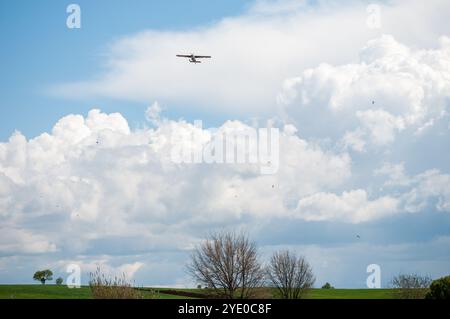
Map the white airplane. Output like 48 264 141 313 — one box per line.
176 53 212 64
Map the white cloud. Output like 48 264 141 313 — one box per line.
294 189 399 223
3 0 450 286
374 162 409 186
376 162 450 213
401 170 450 213
0 228 56 255
3 108 449 262
279 35 450 149
50 0 450 116
356 109 405 146
55 258 144 280
0 109 359 258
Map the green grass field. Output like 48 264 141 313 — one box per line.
0 285 398 299
0 285 93 299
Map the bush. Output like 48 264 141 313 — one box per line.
321 282 334 289
89 267 144 299
55 277 64 285
391 274 432 299
426 276 450 299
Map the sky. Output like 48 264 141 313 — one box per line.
0 0 450 288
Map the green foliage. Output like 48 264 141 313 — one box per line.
55 277 64 285
321 282 334 289
33 270 53 285
426 276 450 299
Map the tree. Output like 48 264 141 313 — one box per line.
187 232 264 299
426 275 450 299
391 274 432 299
321 282 334 289
55 277 64 285
33 269 53 285
266 250 315 299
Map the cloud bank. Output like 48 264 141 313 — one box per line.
51 0 450 116
2 0 450 286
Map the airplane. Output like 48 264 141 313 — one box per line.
176 53 212 63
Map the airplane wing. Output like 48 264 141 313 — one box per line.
194 55 211 58
176 55 191 57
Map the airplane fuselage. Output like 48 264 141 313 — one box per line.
189 55 201 63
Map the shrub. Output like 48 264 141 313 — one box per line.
55 277 64 285
89 267 144 299
391 274 432 299
321 282 334 289
426 276 450 299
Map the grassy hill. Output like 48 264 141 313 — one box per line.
0 285 398 299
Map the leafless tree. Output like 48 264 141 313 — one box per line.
266 250 315 299
187 231 264 299
391 274 432 299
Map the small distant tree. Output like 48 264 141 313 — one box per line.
391 274 432 299
426 275 450 299
33 269 53 285
55 277 64 285
266 250 315 299
322 282 334 289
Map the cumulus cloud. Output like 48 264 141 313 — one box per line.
2 106 447 268
377 163 450 213
55 258 144 280
0 228 56 255
279 35 450 150
50 0 450 116
294 189 399 223
0 109 363 260
3 0 450 287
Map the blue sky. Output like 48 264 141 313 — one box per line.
0 0 254 140
0 0 450 288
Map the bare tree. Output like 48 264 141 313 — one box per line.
266 250 315 299
187 232 264 299
391 274 432 299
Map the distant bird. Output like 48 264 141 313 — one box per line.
272 185 275 188
372 101 375 105
356 235 361 239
